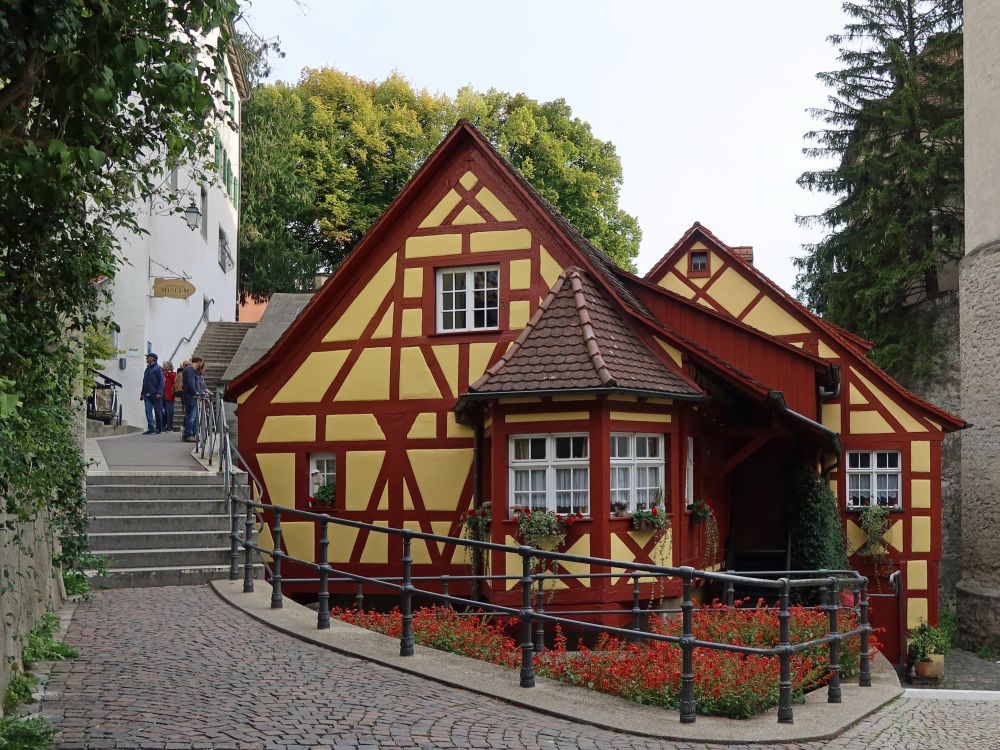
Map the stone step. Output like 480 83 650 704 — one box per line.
86 472 224 486
95 564 261 589
87 499 228 517
90 530 231 551
90 514 232 533
93 546 234 569
86 484 224 501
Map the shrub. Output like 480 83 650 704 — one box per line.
3 672 38 713
22 613 78 668
0 715 57 750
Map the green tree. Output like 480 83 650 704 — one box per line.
240 69 640 301
797 0 963 380
0 0 235 567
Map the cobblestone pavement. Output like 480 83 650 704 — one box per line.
906 647 1000 691
38 587 1000 750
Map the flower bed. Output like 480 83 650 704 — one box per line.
332 599 874 719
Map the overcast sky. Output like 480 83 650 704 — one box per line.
243 0 851 293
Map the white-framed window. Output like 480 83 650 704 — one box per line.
684 436 695 505
218 228 234 272
610 433 665 511
846 450 901 509
310 452 337 506
436 266 500 333
509 434 590 515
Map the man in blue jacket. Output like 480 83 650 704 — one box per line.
140 353 165 435
181 356 206 442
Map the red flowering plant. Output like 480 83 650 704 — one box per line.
512 508 566 550
462 507 492 541
629 504 670 531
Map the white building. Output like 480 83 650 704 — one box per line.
100 28 249 428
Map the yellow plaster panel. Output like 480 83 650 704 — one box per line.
257 453 296 505
403 481 414 510
509 300 531 329
272 350 349 403
359 523 388 564
281 521 315 563
907 560 928 590
610 534 635 584
911 479 931 509
344 451 385 511
504 535 522 590
401 308 422 338
403 521 436 564
418 189 462 228
399 347 441 400
405 233 462 258
325 413 385 442
372 305 394 339
510 259 531 290
690 276 709 289
475 186 517 221
907 598 929 630
658 271 696 299
236 386 257 405
911 441 931 473
850 411 894 434
506 411 589 423
470 228 532 253
407 448 474 512
609 411 671 424
822 403 842 431
648 398 674 406
655 338 684 367
431 345 459 396
447 413 474 438
328 525 359 564
323 254 397 342
459 171 478 190
883 519 904 553
256 522 274 562
407 412 437 439
377 484 389 510
741 296 810 336
554 536 591 589
691 241 707 250
258 415 316 443
818 340 838 359
852 370 927 432
912 516 931 553
849 384 869 405
708 266 759 317
334 348 391 401
452 205 486 225
403 267 423 297
697 298 714 309
468 342 495 383
539 246 562 290
846 518 865 556
829 479 838 497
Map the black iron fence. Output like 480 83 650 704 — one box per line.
211 395 888 725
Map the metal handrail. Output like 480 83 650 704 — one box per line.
169 298 214 364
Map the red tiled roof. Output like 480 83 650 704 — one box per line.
731 246 754 264
469 269 702 399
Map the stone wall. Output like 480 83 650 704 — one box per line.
904 293 962 609
0 511 63 713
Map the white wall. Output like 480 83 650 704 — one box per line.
100 36 241 428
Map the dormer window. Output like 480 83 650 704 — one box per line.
436 266 500 332
689 251 710 276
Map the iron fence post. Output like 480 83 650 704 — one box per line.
519 548 535 688
679 566 696 723
632 574 642 633
228 482 239 580
270 507 283 609
534 578 546 653
826 577 842 703
441 575 451 606
859 577 872 687
724 571 735 608
777 577 793 723
400 533 415 657
317 519 330 629
355 583 364 611
243 495 254 593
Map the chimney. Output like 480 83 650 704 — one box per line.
732 246 754 265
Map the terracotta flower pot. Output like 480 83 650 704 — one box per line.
915 654 945 679
635 519 653 532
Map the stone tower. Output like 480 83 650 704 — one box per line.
958 0 1000 649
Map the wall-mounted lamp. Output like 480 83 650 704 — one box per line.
183 200 202 231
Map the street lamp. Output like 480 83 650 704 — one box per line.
183 200 202 231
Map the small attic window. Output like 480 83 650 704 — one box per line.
689 251 710 277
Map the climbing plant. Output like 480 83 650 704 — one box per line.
789 465 850 573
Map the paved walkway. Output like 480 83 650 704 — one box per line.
38 587 1000 750
907 647 1000 691
87 431 206 472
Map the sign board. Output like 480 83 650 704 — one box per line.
152 277 196 299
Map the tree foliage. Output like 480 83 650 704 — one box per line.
0 0 234 570
240 68 641 301
797 0 963 380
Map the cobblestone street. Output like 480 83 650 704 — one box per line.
37 587 1000 750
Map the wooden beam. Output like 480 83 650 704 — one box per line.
705 433 772 496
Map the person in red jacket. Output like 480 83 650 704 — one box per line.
161 361 177 432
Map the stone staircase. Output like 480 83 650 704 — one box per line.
172 321 254 430
87 472 236 588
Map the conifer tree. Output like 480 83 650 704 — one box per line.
797 0 963 380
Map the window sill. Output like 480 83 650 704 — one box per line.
845 507 904 514
688 269 711 279
428 328 504 339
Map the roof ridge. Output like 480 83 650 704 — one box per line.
568 271 617 387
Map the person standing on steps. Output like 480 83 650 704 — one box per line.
140 353 165 435
181 356 205 443
161 361 177 432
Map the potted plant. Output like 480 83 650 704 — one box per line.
462 507 492 541
513 508 566 550
686 497 711 524
908 622 949 678
629 505 670 532
310 482 336 508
